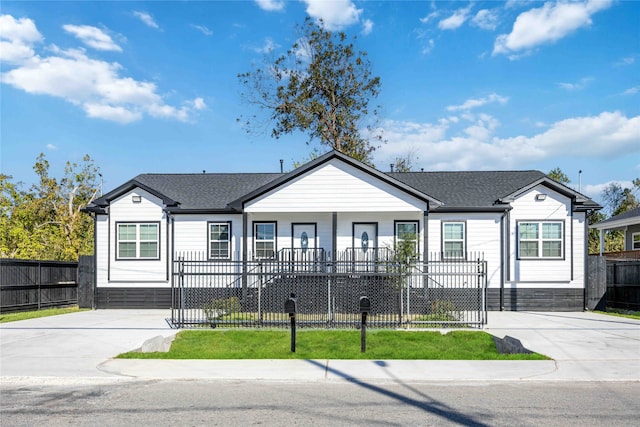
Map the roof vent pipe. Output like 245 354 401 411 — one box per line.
390 164 394 172
280 159 284 173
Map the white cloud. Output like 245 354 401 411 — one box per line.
421 38 435 55
446 93 509 112
0 14 43 64
46 143 58 150
191 24 213 36
63 24 121 52
191 97 206 110
303 0 362 30
420 11 439 24
584 180 635 201
616 56 635 66
438 5 472 30
133 11 159 29
255 0 285 12
557 77 593 91
253 37 279 54
623 86 640 95
374 111 639 172
0 15 203 124
361 19 374 35
471 9 499 31
493 0 613 57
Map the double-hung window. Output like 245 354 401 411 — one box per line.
443 222 465 259
395 221 418 256
632 232 640 250
117 222 159 259
518 221 563 259
209 222 231 259
254 222 276 259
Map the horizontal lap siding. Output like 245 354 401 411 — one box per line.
428 214 501 288
107 189 168 283
245 160 427 213
173 214 242 258
510 187 573 283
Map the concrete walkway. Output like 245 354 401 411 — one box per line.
1 310 639 383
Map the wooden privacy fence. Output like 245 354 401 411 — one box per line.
607 260 640 310
0 259 78 313
587 256 640 311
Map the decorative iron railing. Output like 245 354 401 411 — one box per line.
170 250 487 329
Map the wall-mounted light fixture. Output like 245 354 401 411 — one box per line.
132 195 142 203
535 194 547 201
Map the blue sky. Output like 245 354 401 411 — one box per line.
1 0 638 205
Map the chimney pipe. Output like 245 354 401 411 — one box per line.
280 159 284 173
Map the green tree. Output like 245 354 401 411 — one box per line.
238 17 383 164
547 167 570 184
0 154 100 261
590 179 640 253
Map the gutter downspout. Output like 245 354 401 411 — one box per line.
92 212 97 310
500 207 510 311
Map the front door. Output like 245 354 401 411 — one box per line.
292 223 317 269
353 223 377 269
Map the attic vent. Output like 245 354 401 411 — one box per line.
132 195 142 203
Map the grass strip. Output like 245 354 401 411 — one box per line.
118 329 549 360
594 310 640 320
0 306 86 323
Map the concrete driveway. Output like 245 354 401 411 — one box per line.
1 309 638 382
0 310 175 379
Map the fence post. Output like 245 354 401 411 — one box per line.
37 261 42 310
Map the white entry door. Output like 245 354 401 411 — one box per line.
292 223 317 267
353 223 377 267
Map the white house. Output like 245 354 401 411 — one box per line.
84 151 601 312
590 207 640 256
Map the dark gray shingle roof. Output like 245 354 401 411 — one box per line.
134 173 284 210
595 206 640 226
389 170 547 208
86 151 599 213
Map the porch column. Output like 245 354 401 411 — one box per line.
332 212 337 256
242 212 248 299
423 210 428 260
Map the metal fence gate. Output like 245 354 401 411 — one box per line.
170 251 487 329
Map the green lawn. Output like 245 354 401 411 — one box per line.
0 306 86 323
595 309 640 320
118 329 549 360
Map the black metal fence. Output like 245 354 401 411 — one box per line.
170 251 487 329
0 259 78 313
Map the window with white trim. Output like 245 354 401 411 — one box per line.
443 222 465 259
209 222 231 259
254 222 276 259
518 221 563 259
632 232 640 250
117 223 159 259
395 221 418 255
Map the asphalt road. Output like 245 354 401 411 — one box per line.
2 379 639 426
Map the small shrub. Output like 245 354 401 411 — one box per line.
202 297 241 320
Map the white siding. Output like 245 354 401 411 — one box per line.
245 159 427 213
247 212 333 254
508 186 581 288
95 214 109 288
172 214 243 259
428 213 502 289
105 189 169 286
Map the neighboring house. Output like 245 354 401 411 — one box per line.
83 151 601 311
590 207 640 256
